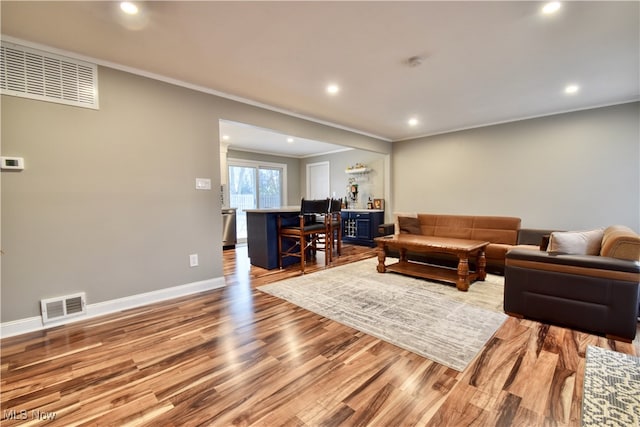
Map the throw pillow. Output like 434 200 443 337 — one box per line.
393 212 417 235
547 229 604 255
398 216 422 234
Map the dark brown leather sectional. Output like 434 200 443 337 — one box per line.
504 225 640 341
380 216 640 341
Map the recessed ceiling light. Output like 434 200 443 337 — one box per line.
564 84 579 94
222 135 230 141
408 118 419 127
542 2 561 15
120 2 139 15
287 137 294 143
326 84 340 95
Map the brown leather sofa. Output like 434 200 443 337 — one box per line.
379 213 522 273
504 225 640 341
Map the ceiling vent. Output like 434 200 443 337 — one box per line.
40 292 87 324
0 41 98 109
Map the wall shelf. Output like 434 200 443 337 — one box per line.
345 167 370 174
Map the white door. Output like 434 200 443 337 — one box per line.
306 161 330 199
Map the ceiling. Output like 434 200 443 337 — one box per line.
219 120 352 158
1 1 639 156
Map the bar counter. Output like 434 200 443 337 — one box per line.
245 207 300 269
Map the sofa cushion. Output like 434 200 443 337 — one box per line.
471 216 521 245
486 243 513 261
398 216 422 234
471 228 519 246
600 225 640 261
547 229 604 255
414 214 520 244
413 214 438 236
393 212 417 235
517 228 556 247
432 215 474 239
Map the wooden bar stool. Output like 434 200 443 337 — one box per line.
277 198 330 273
328 198 342 262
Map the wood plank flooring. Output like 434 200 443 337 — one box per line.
1 244 638 426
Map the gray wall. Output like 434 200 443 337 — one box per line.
392 102 640 231
1 65 389 323
2 67 221 322
302 149 388 210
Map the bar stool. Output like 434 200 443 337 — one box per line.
328 198 342 261
277 198 330 273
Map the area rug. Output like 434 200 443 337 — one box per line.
258 257 507 371
582 345 640 427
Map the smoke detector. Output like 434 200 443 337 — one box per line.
407 56 425 67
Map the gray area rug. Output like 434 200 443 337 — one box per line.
258 257 507 371
582 345 640 427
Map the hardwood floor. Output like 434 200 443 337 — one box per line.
1 244 638 426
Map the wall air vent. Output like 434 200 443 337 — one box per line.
0 41 98 109
40 292 87 324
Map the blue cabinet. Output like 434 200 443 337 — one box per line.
342 210 384 247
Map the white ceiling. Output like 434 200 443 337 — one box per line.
219 120 352 158
2 1 639 156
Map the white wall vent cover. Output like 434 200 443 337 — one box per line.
0 41 98 109
40 292 87 324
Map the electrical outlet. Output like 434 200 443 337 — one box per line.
189 254 199 267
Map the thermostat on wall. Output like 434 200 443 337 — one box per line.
1 157 25 170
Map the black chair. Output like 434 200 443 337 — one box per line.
277 198 330 273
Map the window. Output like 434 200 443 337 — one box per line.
228 159 287 241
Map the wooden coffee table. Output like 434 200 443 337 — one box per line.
375 234 490 291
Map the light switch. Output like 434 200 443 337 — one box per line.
195 178 211 190
1 156 25 170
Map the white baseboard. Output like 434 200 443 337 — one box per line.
0 277 226 339
0 316 44 338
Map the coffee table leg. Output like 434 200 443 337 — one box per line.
399 247 407 263
477 249 487 281
376 243 386 273
456 255 470 291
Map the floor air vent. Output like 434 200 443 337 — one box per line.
41 293 87 324
1 41 98 109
